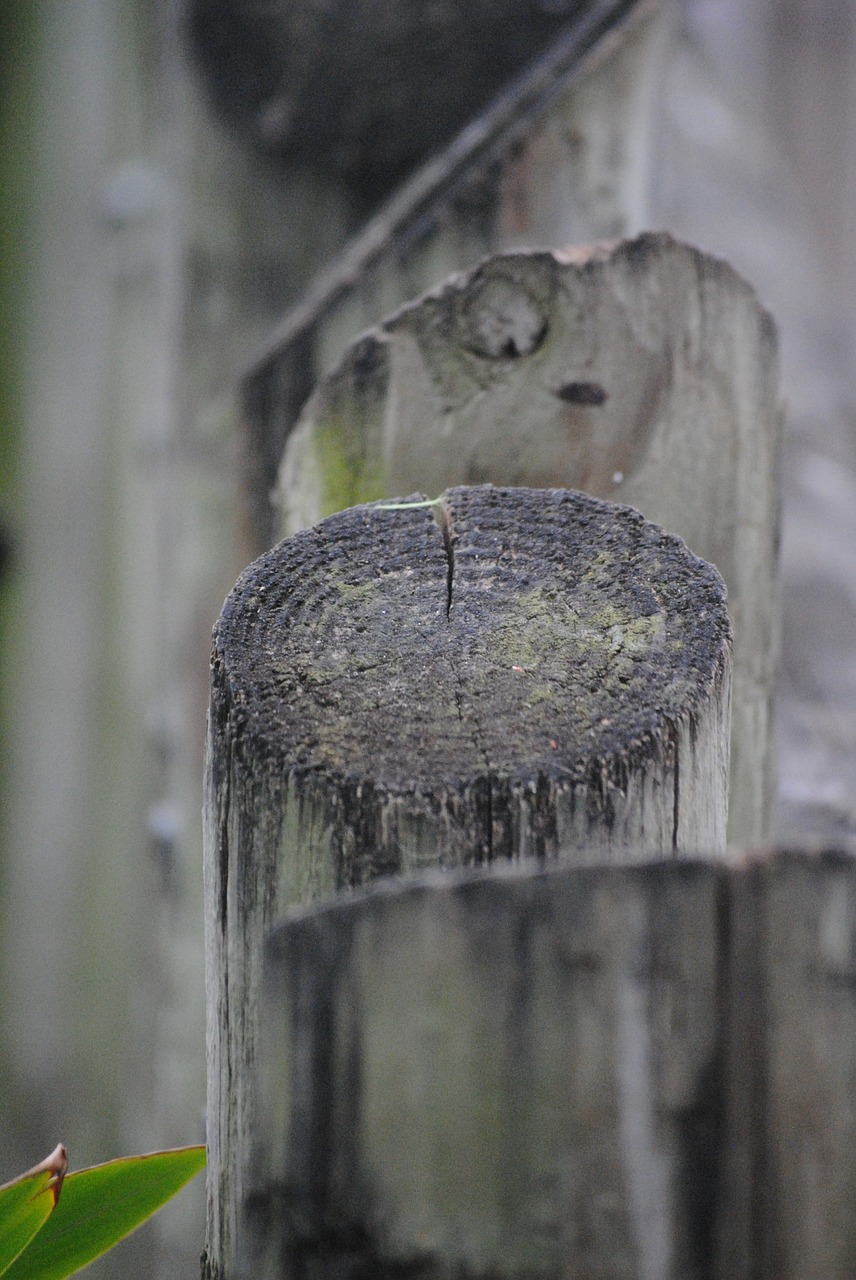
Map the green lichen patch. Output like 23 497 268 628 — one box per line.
312 419 387 517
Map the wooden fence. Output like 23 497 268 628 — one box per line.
199 226 797 1278
196 5 856 1279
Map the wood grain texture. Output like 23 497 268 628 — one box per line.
203 483 732 1276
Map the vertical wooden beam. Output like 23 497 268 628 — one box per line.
721 851 856 1279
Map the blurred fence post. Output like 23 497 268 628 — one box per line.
242 849 856 1280
239 0 672 556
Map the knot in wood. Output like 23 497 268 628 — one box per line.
460 276 548 358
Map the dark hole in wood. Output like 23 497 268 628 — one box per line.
554 380 609 405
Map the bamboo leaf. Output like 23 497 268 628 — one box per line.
2 1145 205 1280
0 1145 67 1276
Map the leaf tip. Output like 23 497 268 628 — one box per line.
42 1144 68 1207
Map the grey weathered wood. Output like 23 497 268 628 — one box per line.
718 850 856 1280
247 860 726 1279
2 2 352 1274
203 484 732 1277
239 849 856 1280
277 235 780 847
240 0 671 553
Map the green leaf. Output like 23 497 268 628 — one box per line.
0 1145 67 1276
2 1145 205 1280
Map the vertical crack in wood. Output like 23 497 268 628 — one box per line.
437 491 494 860
436 496 455 619
616 930 674 1278
714 860 768 1279
745 866 772 1280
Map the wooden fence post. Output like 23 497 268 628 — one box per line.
203 484 732 1277
275 235 780 849
240 849 856 1280
239 0 671 555
197 6 797 1278
250 860 726 1280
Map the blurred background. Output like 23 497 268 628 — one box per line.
1 1 855 1275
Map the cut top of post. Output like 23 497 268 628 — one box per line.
211 484 731 877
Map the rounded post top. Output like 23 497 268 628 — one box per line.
212 484 730 869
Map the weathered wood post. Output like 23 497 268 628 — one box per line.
239 0 671 554
251 859 726 1280
275 236 780 848
203 483 732 1277
244 848 856 1280
191 1 840 1275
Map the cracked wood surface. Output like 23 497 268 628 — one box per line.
203 483 731 1277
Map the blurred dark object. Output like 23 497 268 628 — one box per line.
0 514 13 582
185 0 596 195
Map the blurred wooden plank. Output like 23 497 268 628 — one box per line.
720 850 856 1279
186 0 641 195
